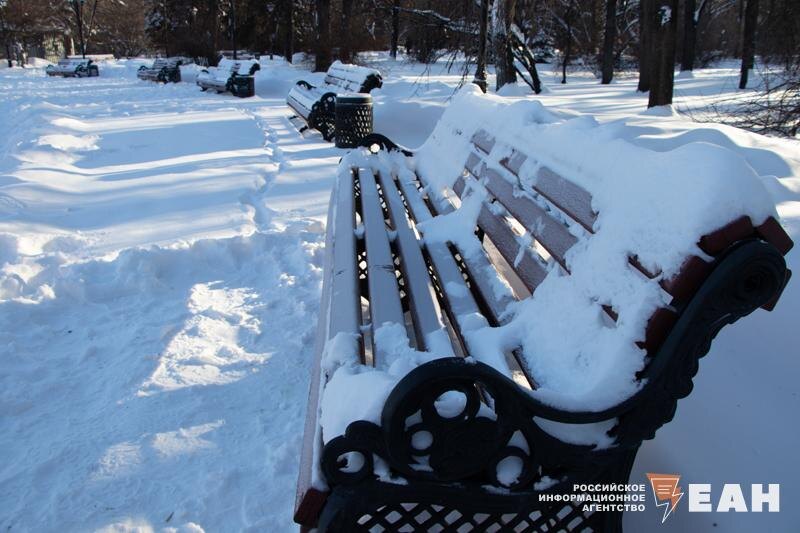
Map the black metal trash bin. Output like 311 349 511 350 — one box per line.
335 94 373 148
232 76 255 98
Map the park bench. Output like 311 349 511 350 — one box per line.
196 58 260 97
46 58 98 78
286 61 382 141
293 93 793 532
137 57 183 83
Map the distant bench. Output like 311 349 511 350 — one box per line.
287 61 382 141
46 58 99 78
138 58 183 83
196 58 260 97
293 116 793 531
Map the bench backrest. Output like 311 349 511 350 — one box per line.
398 119 792 414
151 57 181 69
466 129 787 339
324 61 382 92
216 58 260 76
56 58 91 69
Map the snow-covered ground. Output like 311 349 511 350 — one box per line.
1 55 798 532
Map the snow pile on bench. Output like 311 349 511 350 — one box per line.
324 61 382 92
319 85 779 445
198 59 258 84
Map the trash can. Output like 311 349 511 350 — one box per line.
335 93 373 148
232 76 255 98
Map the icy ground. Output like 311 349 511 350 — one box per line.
1 56 798 532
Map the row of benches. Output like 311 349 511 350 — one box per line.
135 57 261 98
47 57 382 124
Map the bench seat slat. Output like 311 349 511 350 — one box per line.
437 179 516 323
358 168 406 365
395 174 486 334
377 172 453 354
329 170 362 344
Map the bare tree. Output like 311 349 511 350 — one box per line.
315 0 331 71
648 0 679 107
473 0 489 92
738 0 759 89
282 0 293 62
637 0 653 92
70 0 99 58
390 0 400 58
600 0 617 84
492 0 517 89
338 0 354 62
560 0 575 84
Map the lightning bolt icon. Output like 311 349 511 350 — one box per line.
646 473 684 523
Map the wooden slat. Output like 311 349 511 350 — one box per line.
660 255 714 304
476 164 578 270
699 216 754 256
530 166 598 233
755 216 794 255
472 130 598 232
358 167 406 367
394 171 504 356
636 307 679 354
328 170 362 343
472 129 496 154
452 177 548 295
295 177 355 528
377 171 453 354
395 173 485 325
628 255 661 280
447 178 526 320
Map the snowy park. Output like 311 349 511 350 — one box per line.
2 1 799 532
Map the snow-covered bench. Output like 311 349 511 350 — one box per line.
196 58 260 97
286 61 382 141
45 58 98 78
137 57 183 83
293 89 793 531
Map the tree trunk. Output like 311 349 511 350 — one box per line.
648 0 679 107
739 0 759 89
339 0 354 62
473 0 490 92
561 2 574 84
680 0 696 71
315 0 332 71
637 0 652 92
72 0 86 58
601 0 617 84
390 0 400 59
231 0 237 60
283 0 293 62
492 0 518 90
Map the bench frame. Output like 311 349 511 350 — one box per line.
137 58 182 83
196 60 260 97
46 58 98 78
295 134 793 532
287 63 382 141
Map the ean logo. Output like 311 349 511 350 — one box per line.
647 473 683 523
